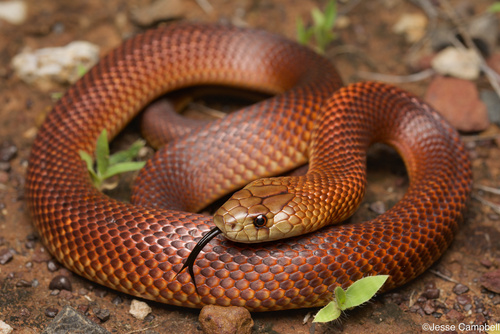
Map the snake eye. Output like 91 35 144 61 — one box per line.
253 215 267 228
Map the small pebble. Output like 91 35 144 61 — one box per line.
129 300 152 320
456 294 471 305
25 240 36 249
480 269 500 293
0 320 13 334
369 201 386 214
0 171 8 184
452 283 469 295
59 289 74 300
199 305 254 334
49 275 73 292
19 307 31 317
111 296 123 305
423 300 436 315
480 258 493 268
94 308 111 322
16 279 32 288
25 261 33 269
392 13 428 43
417 295 427 303
0 0 27 25
476 313 486 324
78 288 89 296
464 304 473 311
487 213 500 221
77 304 89 315
47 259 60 272
434 300 447 309
144 313 155 322
0 248 13 264
431 47 481 80
31 278 39 287
432 312 442 319
481 89 500 126
45 307 59 318
0 141 17 162
11 41 100 88
422 288 440 299
492 295 500 305
50 289 60 296
424 281 436 289
445 309 465 321
93 288 108 298
0 162 10 172
409 304 421 313
424 76 489 132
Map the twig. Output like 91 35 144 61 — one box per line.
358 68 435 83
326 45 379 71
188 102 226 118
475 184 500 195
428 269 460 284
461 133 500 143
125 324 160 334
472 194 500 214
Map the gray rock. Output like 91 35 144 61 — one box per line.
480 89 500 125
42 305 110 334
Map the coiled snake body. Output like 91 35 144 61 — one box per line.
26 23 472 311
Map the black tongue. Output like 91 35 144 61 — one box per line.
175 226 222 295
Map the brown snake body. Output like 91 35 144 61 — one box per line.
26 23 472 311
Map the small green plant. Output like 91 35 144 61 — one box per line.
76 63 88 78
313 275 389 323
296 0 338 53
488 2 500 12
79 129 146 190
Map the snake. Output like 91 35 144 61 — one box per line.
26 22 472 312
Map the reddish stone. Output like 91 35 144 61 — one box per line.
445 309 465 321
480 269 500 293
424 76 489 132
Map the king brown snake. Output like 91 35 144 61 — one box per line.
26 22 472 311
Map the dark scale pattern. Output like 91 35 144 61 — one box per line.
26 23 472 312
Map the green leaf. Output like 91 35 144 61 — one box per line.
76 63 88 78
79 150 98 182
109 139 145 165
95 129 110 177
311 7 325 27
296 17 307 44
51 92 63 101
341 275 389 310
488 2 500 12
313 300 341 323
334 286 346 308
101 161 146 180
324 0 337 29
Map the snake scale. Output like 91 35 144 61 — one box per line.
26 23 472 311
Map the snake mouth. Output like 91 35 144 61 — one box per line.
176 226 222 295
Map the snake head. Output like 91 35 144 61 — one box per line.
214 182 306 243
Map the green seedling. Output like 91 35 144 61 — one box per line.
488 2 500 12
297 0 337 53
313 275 389 323
76 63 88 78
79 129 146 190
